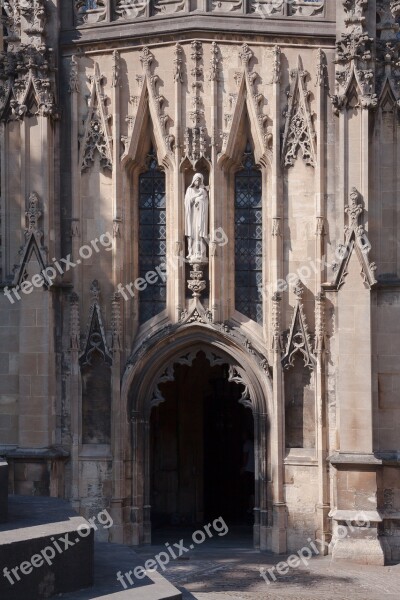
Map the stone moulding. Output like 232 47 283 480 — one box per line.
127 313 273 393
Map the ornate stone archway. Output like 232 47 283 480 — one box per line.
121 325 274 549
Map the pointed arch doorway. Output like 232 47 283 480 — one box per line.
150 351 255 535
124 328 273 550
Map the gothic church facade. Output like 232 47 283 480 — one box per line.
1 0 400 565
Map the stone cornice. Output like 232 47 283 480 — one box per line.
59 15 336 49
328 452 383 466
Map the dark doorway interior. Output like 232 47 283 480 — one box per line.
150 352 254 531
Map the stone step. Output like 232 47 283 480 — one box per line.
57 541 182 600
0 495 94 600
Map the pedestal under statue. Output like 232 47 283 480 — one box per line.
185 173 209 263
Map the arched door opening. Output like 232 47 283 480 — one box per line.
150 351 254 540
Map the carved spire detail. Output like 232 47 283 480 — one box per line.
282 56 317 167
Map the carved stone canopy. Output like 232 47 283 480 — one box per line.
150 349 253 411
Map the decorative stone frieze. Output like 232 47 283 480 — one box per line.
74 0 106 25
152 0 185 15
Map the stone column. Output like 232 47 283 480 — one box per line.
328 0 385 565
270 46 287 554
314 48 330 553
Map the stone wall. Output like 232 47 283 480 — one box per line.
0 0 399 563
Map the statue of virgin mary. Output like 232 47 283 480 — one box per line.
184 173 209 262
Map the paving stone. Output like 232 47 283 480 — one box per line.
135 537 400 600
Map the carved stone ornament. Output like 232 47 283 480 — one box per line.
70 292 81 351
291 0 325 17
80 280 112 367
152 0 185 15
74 1 106 25
327 187 377 289
332 0 377 112
251 0 284 17
115 0 148 19
111 292 122 351
209 42 220 82
272 45 281 84
80 63 112 172
68 55 80 94
137 46 174 155
111 50 120 88
376 0 400 104
150 349 254 411
251 0 325 18
174 43 184 83
220 44 270 159
282 280 316 370
316 48 328 88
271 292 282 353
315 290 326 355
0 0 58 122
11 192 48 287
282 56 317 168
211 0 243 13
2 0 22 48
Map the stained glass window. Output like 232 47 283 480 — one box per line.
139 148 167 323
234 142 263 325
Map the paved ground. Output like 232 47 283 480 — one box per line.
134 527 400 600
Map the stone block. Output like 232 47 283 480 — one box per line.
0 496 94 600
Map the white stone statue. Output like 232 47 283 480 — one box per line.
184 173 209 262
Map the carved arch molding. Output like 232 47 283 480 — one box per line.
150 347 254 412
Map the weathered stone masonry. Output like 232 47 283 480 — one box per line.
0 0 400 564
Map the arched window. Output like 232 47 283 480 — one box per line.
234 142 263 325
138 148 167 323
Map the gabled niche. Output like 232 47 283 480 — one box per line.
80 280 112 445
